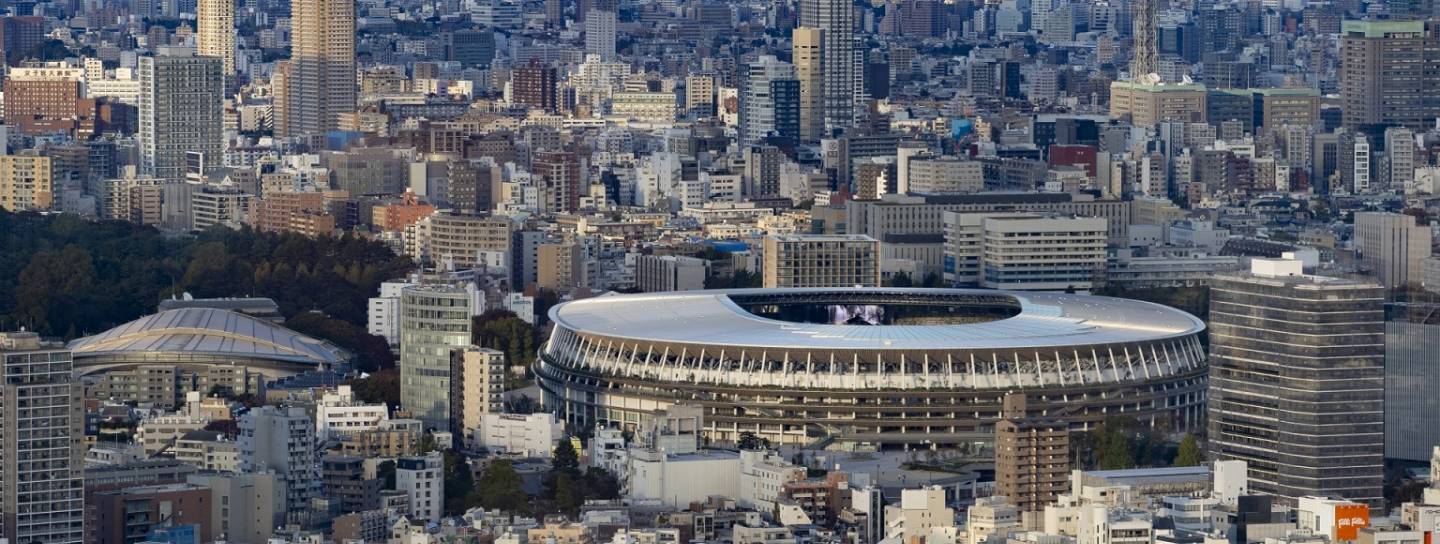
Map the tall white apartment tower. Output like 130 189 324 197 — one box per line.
239 406 320 522
584 10 617 62
0 331 85 544
139 47 224 180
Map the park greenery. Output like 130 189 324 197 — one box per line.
1072 416 1197 470
0 211 411 352
456 437 621 517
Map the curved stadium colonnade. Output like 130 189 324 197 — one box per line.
535 288 1208 448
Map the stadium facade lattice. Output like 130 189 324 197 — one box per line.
536 288 1207 448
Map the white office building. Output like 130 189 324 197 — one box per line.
942 212 1108 291
367 279 409 345
397 452 445 523
239 406 320 519
315 385 390 441
475 412 564 457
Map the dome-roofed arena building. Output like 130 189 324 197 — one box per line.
535 288 1207 449
70 307 350 377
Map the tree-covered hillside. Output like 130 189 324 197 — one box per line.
0 210 412 370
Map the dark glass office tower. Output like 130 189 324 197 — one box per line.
1208 266 1385 509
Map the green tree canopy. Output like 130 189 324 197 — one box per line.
477 460 530 513
1175 434 1203 467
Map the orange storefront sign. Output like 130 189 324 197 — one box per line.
1335 504 1371 541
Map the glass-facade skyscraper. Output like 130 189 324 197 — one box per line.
399 284 479 431
1208 265 1385 509
1384 303 1440 462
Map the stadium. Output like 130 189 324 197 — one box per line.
69 307 350 377
535 288 1207 448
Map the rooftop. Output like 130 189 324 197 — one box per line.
69 308 349 366
550 288 1205 351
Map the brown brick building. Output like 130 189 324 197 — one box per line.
994 393 1070 514
249 190 336 236
3 66 86 136
89 483 213 544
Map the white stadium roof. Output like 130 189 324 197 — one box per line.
550 288 1204 351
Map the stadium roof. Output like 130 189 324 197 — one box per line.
69 308 348 366
550 288 1204 351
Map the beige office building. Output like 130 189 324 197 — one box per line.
635 254 708 292
0 152 54 211
196 0 235 75
762 234 880 288
277 0 357 136
405 212 514 269
792 27 823 143
908 157 984 195
942 212 1108 291
1354 212 1433 288
1109 81 1207 127
537 241 590 293
449 346 506 445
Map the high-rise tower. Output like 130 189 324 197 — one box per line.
1208 259 1385 509
277 0 357 137
0 331 85 544
196 0 235 77
139 47 224 180
793 27 824 143
799 0 855 134
1131 0 1158 78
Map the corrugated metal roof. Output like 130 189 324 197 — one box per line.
68 308 347 365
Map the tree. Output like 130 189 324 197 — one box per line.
552 438 580 475
474 312 537 368
443 451 480 515
737 431 764 450
1175 434 1203 467
476 460 530 513
347 368 400 409
0 211 413 340
418 432 440 453
551 472 584 516
1098 429 1136 470
920 272 943 288
286 312 395 372
203 419 240 439
582 467 621 500
886 272 914 287
505 394 537 414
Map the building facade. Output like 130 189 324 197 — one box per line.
942 212 1109 291
450 346 506 446
1354 212 1432 289
196 0 235 75
399 284 479 430
1208 260 1385 509
0 331 85 544
995 394 1069 513
1383 303 1440 462
1340 20 1440 134
139 47 224 180
239 406 320 521
635 254 708 292
277 0 357 136
762 234 881 288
